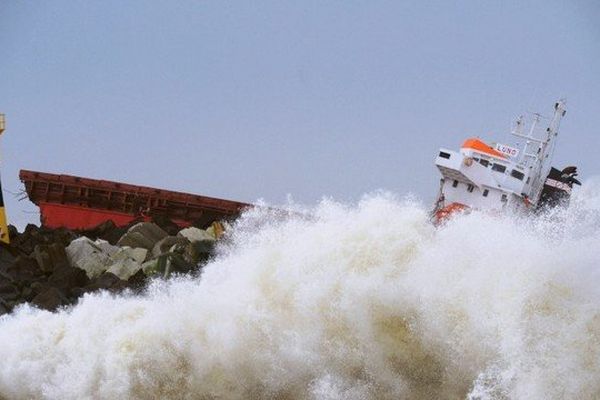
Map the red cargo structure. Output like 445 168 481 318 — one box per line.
19 170 252 230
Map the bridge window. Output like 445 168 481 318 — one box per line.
511 170 525 181
501 194 508 202
439 151 451 159
467 184 474 193
479 159 489 167
483 189 489 197
492 163 506 173
452 180 458 188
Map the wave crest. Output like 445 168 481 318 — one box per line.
1 186 599 399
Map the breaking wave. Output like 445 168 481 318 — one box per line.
1 181 600 400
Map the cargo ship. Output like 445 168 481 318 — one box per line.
19 170 251 230
432 100 580 222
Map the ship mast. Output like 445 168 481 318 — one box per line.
511 100 566 204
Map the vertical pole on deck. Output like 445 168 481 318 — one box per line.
0 114 9 244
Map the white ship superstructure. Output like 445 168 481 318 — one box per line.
432 100 580 222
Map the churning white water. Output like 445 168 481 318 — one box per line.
1 182 600 400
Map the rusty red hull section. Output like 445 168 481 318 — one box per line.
20 170 252 230
38 202 139 230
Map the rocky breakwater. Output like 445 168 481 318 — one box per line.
0 220 220 315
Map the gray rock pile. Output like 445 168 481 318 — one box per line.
0 220 220 315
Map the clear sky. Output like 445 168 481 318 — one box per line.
1 1 599 228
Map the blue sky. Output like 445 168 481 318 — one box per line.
1 1 599 228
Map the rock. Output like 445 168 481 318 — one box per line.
94 239 120 257
8 224 76 256
65 237 117 279
6 256 43 284
177 227 215 243
167 253 196 275
30 281 48 297
126 269 147 292
20 286 34 302
116 231 154 251
1 218 220 316
151 235 189 259
48 228 79 248
31 245 52 273
117 222 168 250
104 247 147 280
106 258 143 281
80 220 127 245
131 222 168 243
141 253 194 277
83 272 127 293
32 243 68 274
47 264 90 292
0 282 19 302
0 298 9 316
184 240 214 264
10 224 41 255
32 287 70 311
206 221 225 239
141 257 162 276
0 243 16 272
151 215 180 236
7 225 19 242
112 247 148 264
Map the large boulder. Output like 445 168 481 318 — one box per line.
32 287 70 311
206 222 225 239
65 237 118 279
80 220 127 245
184 240 214 264
117 222 168 250
83 272 128 293
0 298 9 316
32 243 69 274
8 224 76 256
0 282 19 302
142 250 197 278
112 247 147 264
5 256 44 284
176 227 215 264
151 235 189 259
126 269 147 292
150 215 180 236
47 263 90 293
106 259 141 281
0 244 16 274
177 227 215 243
30 281 48 297
19 285 35 302
141 257 163 276
8 224 42 255
105 247 147 280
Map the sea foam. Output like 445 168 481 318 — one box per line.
0 183 599 399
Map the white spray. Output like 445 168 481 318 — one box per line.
0 184 599 400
